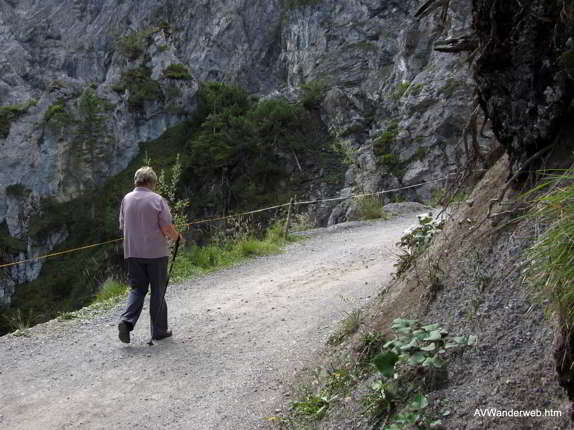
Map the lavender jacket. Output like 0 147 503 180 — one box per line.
119 187 173 259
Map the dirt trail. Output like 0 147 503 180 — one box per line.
0 208 426 430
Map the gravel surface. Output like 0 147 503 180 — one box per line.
0 208 427 430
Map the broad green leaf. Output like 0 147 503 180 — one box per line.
422 323 440 331
407 352 426 365
391 318 416 328
410 394 429 410
452 336 466 344
430 419 443 428
423 330 442 341
467 335 478 345
420 343 436 352
373 351 399 378
383 340 396 349
430 356 445 368
400 338 418 351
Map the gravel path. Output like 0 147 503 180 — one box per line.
0 209 425 430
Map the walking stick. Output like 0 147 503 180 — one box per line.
166 236 181 288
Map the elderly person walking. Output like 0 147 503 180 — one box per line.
117 166 183 343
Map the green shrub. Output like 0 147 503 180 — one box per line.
116 28 156 60
0 221 26 253
0 100 36 138
374 121 399 149
301 79 327 109
162 64 192 80
115 66 163 111
44 100 74 126
6 184 31 198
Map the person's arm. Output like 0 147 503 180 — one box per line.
119 198 124 231
158 196 184 241
160 224 182 241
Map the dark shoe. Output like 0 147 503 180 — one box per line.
118 321 131 344
152 330 172 341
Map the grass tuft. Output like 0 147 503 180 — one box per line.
526 170 574 328
94 279 129 303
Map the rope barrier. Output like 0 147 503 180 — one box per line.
0 176 451 270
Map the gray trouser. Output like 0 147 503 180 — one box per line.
120 257 169 338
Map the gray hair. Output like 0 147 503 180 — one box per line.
134 166 157 187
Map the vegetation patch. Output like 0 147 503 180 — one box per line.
373 121 407 176
392 82 424 100
171 222 294 283
93 279 129 303
0 100 36 139
116 28 157 60
301 79 327 109
162 64 192 80
44 100 75 127
559 50 574 73
439 78 464 98
328 308 363 345
526 170 574 327
362 318 475 428
0 221 26 254
283 0 322 9
354 195 389 220
395 213 445 276
6 184 32 198
114 66 163 111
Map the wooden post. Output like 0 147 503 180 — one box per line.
284 197 294 239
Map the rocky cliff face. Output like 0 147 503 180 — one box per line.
0 0 482 304
473 0 574 176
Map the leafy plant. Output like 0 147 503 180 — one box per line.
385 394 442 430
363 379 399 418
395 213 444 276
372 319 477 380
363 319 474 427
